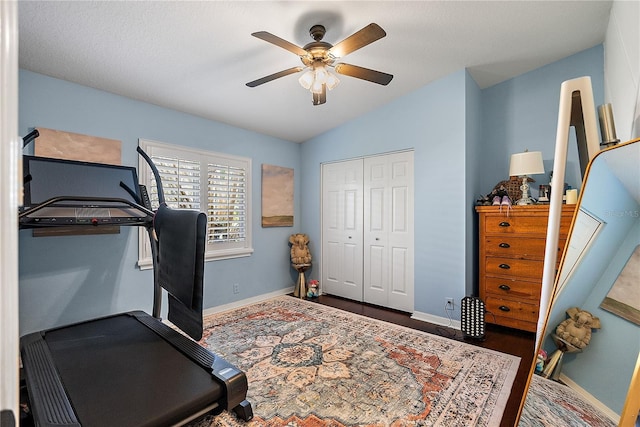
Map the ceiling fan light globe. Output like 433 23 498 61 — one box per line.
314 66 328 84
298 70 314 90
311 80 324 94
326 73 340 90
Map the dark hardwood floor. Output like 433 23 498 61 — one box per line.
309 294 536 427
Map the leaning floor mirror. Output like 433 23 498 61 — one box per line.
516 94 639 426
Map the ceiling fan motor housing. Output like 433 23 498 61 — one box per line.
302 25 335 67
309 24 326 41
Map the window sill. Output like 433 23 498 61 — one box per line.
137 247 254 270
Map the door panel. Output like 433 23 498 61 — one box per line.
364 152 414 312
363 155 387 306
391 246 409 293
343 242 361 290
322 159 363 301
387 153 414 312
368 244 385 290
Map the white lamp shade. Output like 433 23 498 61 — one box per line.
298 70 314 90
509 151 545 176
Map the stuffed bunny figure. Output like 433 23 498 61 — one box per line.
555 307 601 349
289 233 312 265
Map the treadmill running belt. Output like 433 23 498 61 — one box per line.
42 314 222 427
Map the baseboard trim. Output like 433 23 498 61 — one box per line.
203 287 294 317
411 310 461 330
558 373 620 423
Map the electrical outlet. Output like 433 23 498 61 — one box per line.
233 283 240 294
445 298 454 309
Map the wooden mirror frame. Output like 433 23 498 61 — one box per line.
515 75 640 425
518 138 640 426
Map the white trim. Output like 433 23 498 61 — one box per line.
558 373 621 424
137 246 255 270
0 0 20 419
202 287 293 318
411 310 462 330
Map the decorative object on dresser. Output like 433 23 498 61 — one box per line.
509 150 546 205
476 204 575 332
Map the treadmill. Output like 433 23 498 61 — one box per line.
18 134 252 426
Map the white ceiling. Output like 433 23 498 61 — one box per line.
18 1 612 143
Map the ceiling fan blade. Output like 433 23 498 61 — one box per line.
328 23 387 58
246 66 304 87
334 63 393 86
312 85 326 106
251 31 308 57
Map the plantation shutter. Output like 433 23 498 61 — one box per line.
150 155 201 210
207 163 247 245
137 139 253 269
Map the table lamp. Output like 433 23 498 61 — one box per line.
509 150 545 205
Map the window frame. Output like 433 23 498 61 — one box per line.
137 138 253 270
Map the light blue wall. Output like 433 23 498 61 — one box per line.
544 156 639 415
18 70 302 335
480 45 604 197
18 44 604 334
301 69 473 318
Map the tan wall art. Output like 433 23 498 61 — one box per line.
33 127 122 236
261 164 293 227
600 245 640 326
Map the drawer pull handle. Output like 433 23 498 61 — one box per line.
498 284 511 291
499 264 511 269
499 243 510 248
499 305 511 312
499 221 511 227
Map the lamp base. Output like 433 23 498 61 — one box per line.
517 176 535 205
515 197 535 205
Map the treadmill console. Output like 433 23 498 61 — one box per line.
20 155 152 227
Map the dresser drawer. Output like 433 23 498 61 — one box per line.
483 215 549 235
484 276 541 299
484 256 544 280
484 236 546 258
485 296 539 324
483 213 573 235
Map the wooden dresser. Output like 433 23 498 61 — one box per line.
476 204 575 332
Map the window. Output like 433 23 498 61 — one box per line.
137 139 253 269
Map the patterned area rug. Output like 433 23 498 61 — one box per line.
190 296 520 426
519 374 617 427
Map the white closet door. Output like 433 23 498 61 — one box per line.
364 152 414 312
321 159 364 301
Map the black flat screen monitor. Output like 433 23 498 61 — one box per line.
22 155 146 221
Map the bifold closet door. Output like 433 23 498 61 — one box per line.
321 159 364 301
363 152 414 312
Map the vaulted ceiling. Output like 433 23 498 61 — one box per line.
18 1 612 143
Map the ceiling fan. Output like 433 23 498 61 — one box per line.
246 23 393 106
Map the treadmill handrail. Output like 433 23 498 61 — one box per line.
136 146 165 205
19 195 154 221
